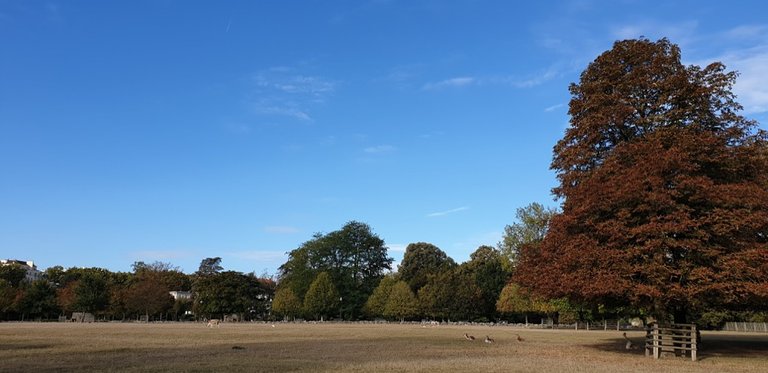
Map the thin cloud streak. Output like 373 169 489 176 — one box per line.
427 206 470 217
364 145 397 153
422 77 476 90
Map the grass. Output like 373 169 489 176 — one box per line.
0 322 766 372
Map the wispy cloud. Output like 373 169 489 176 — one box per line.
544 103 565 112
364 144 397 153
248 66 337 122
264 225 301 234
387 243 408 253
693 26 768 114
722 46 768 114
422 77 476 90
427 206 470 217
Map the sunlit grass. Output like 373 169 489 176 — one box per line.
0 322 765 372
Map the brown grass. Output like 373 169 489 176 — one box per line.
0 322 766 372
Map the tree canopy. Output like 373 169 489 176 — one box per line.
278 221 393 319
515 38 768 323
397 242 456 293
498 203 557 265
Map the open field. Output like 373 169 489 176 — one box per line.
1 322 766 372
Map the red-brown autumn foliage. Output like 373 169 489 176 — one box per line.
515 38 768 322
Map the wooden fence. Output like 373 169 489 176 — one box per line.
645 323 698 362
722 322 768 333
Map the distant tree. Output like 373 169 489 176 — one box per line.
272 287 302 321
196 257 223 276
463 246 512 319
398 242 456 293
498 203 557 266
125 279 174 321
303 272 340 321
363 275 397 319
0 264 27 288
496 283 555 324
418 267 483 321
72 272 110 315
0 279 15 319
44 266 66 286
383 281 419 322
279 221 392 320
16 280 60 320
515 38 768 323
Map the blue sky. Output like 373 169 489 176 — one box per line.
2 0 767 275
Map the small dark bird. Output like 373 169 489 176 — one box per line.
622 332 635 350
516 334 525 342
484 335 494 344
464 333 476 341
232 346 246 350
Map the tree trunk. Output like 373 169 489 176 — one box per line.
673 307 687 324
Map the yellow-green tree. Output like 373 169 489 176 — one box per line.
383 281 419 322
303 272 339 321
272 287 302 321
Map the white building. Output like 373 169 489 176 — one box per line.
169 291 192 301
0 259 43 283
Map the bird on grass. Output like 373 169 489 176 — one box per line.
484 335 494 344
622 333 635 350
464 333 476 341
516 334 525 342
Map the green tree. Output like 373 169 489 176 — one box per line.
496 283 555 324
279 221 392 320
363 275 397 319
499 203 557 266
384 281 419 322
463 246 511 320
303 272 340 321
418 267 483 321
0 279 16 319
196 257 223 276
515 38 768 323
16 280 60 320
397 242 456 293
73 272 110 315
193 270 270 320
272 287 302 321
0 264 28 288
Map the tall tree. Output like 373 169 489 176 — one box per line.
279 221 392 319
303 272 340 321
16 280 60 320
363 275 397 319
125 279 174 321
272 287 302 321
397 242 456 293
463 246 512 320
383 281 419 322
0 264 28 288
196 257 223 276
515 38 768 323
498 203 557 265
72 272 110 315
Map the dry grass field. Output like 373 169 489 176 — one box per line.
1 322 766 372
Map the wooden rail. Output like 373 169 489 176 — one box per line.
644 323 698 361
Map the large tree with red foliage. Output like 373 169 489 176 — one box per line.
515 38 768 323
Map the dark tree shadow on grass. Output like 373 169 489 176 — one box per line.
589 333 768 361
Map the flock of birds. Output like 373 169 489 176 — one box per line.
463 333 524 344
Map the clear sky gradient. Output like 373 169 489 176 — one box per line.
2 0 767 275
